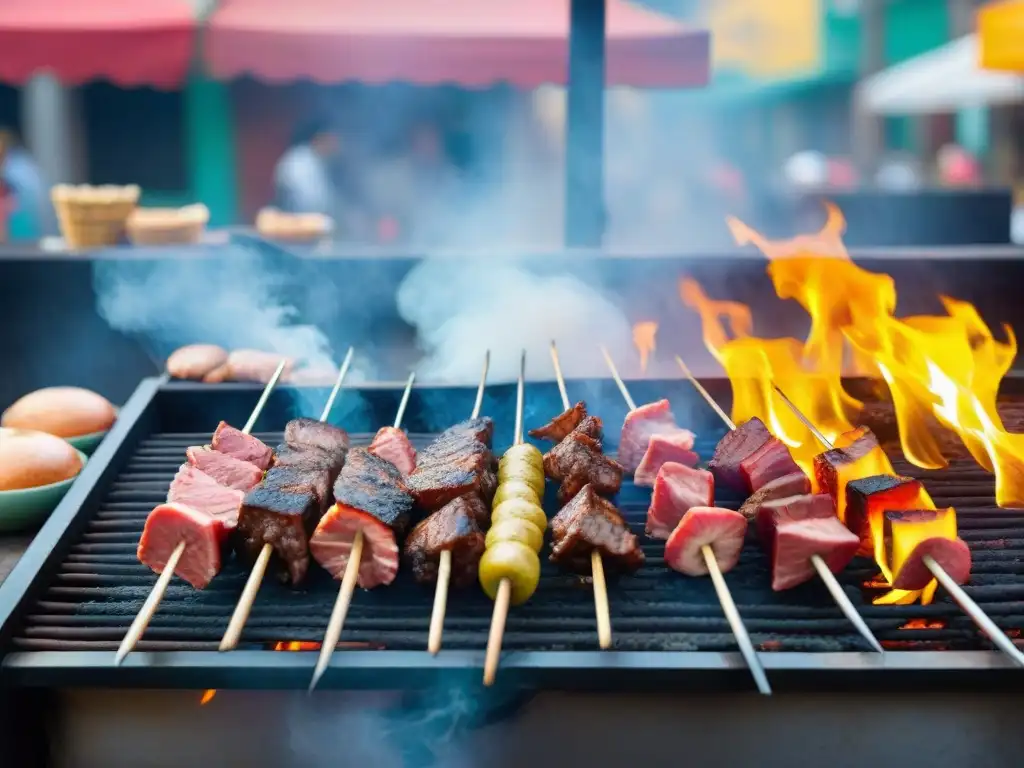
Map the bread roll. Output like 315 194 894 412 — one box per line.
167 344 229 380
2 387 117 438
0 428 83 490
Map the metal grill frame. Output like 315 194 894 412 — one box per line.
0 376 1022 692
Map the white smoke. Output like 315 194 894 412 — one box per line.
397 259 635 384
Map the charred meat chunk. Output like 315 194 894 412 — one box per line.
406 419 494 511
310 449 415 589
544 428 623 505
263 465 331 514
235 486 320 586
441 417 494 449
550 484 644 573
284 418 350 456
528 401 588 443
403 493 487 588
846 474 926 557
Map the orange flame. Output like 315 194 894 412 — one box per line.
682 204 1022 605
272 641 320 651
680 277 856 482
632 321 658 373
200 689 217 705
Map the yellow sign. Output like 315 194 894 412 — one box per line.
979 0 1024 73
707 0 823 80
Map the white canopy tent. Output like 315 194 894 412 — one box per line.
860 34 1024 115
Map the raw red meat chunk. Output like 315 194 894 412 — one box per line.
211 421 273 470
137 503 225 589
633 431 699 487
645 462 714 540
617 399 693 473
664 506 747 577
755 493 858 591
708 417 771 492
369 426 417 475
739 438 802 493
738 471 811 521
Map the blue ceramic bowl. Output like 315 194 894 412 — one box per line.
0 449 88 532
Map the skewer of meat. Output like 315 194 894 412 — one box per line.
772 383 1024 668
536 340 633 649
675 355 884 654
482 350 546 686
306 371 420 690
420 352 491 655
600 345 771 695
218 347 355 651
116 359 288 663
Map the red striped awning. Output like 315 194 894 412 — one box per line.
205 0 709 88
0 0 196 88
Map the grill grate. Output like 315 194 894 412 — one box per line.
11 431 1024 657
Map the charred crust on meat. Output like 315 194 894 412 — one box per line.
333 448 414 536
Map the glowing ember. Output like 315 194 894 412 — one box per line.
632 321 658 373
899 618 947 631
271 641 321 651
199 689 216 705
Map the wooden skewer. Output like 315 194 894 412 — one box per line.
483 349 526 686
429 352 490 655
773 382 1024 667
115 359 289 665
309 369 417 690
676 355 884 654
219 347 355 653
551 340 612 649
601 345 771 694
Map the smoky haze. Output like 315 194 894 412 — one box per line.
92 243 372 418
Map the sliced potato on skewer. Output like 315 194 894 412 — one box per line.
486 517 544 552
492 498 547 533
480 540 541 605
492 479 541 508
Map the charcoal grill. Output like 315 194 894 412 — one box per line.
2 376 1023 695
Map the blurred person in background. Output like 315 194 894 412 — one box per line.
876 153 923 192
0 127 49 241
273 115 341 216
937 143 981 188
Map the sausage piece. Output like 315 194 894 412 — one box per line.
167 344 229 380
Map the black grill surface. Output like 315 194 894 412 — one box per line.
12 431 1024 657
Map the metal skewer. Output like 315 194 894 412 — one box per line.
219 347 355 653
600 345 771 695
551 340 612 649
428 351 491 655
115 359 289 664
308 368 421 690
772 382 1024 668
675 356 884 654
483 350 526 686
